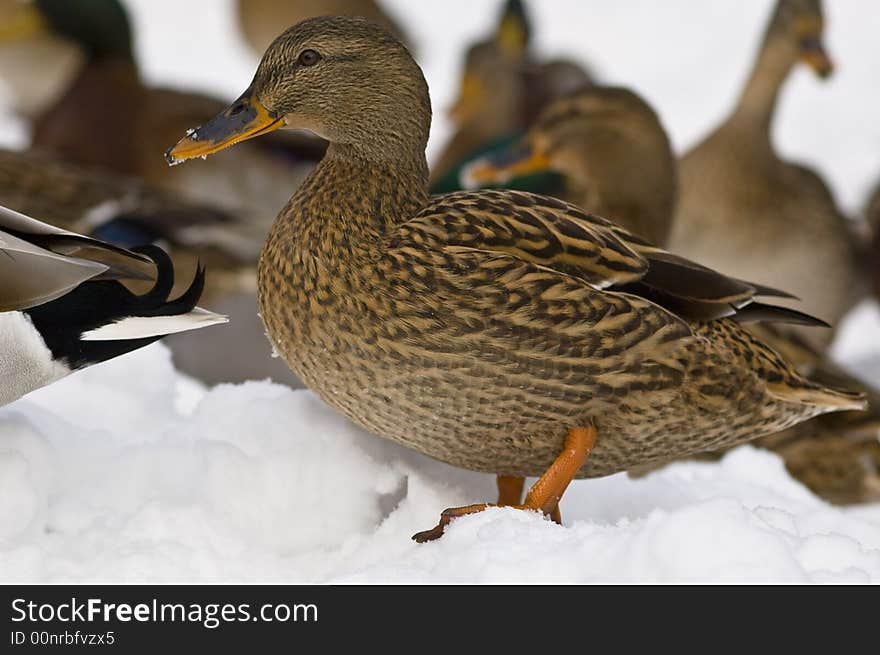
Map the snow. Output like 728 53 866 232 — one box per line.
0 343 879 584
1 1 880 583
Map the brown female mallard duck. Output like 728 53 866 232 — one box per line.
165 17 864 541
460 85 677 246
0 0 325 221
431 0 591 186
668 0 866 351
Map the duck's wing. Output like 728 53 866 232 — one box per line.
0 205 155 312
399 190 823 327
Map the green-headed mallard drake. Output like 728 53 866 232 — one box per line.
0 148 261 301
430 0 591 189
0 147 304 385
668 0 865 351
165 17 864 541
237 0 411 56
459 85 677 246
0 0 326 221
0 204 227 407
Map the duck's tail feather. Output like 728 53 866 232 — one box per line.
767 381 867 413
731 302 830 328
79 246 226 341
80 307 227 341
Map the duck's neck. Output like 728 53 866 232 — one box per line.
283 142 429 258
727 30 796 138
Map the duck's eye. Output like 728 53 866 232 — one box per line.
297 49 321 67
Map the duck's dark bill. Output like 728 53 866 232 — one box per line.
800 36 833 78
460 140 553 189
164 90 284 165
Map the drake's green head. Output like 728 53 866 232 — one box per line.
34 0 133 61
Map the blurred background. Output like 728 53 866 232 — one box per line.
1 0 877 211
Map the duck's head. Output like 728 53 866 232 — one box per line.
462 87 674 198
766 0 832 79
0 0 132 116
167 16 431 165
0 0 133 61
447 0 531 125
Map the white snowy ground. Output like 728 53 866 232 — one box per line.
2 1 880 583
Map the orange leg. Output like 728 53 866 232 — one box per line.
412 425 596 542
496 475 525 505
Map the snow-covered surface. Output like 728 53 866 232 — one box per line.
1 1 879 583
1 343 879 584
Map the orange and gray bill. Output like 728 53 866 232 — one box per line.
799 35 833 78
165 89 284 165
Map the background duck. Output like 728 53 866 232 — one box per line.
237 0 411 56
667 0 866 351
0 204 227 407
166 17 863 540
430 0 591 190
460 85 677 246
0 0 325 222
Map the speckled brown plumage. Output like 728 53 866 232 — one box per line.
171 17 864 483
663 323 880 504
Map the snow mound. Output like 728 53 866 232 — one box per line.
1 344 879 584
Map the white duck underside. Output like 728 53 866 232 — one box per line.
1 309 228 407
0 311 70 407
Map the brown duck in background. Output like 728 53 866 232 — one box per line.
0 0 325 221
668 0 866 352
166 17 864 540
237 0 411 56
460 86 677 245
431 0 591 185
